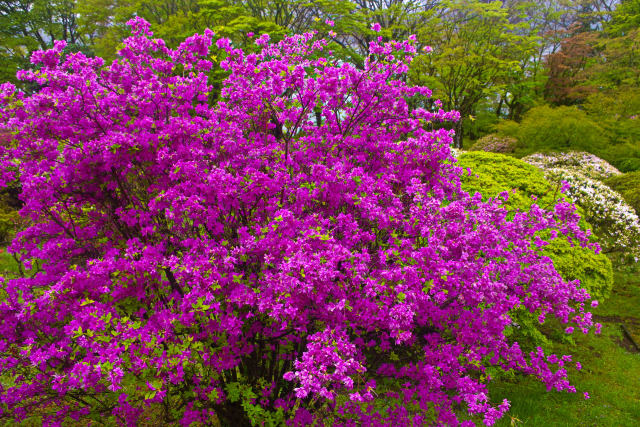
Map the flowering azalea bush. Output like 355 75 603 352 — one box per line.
469 134 517 154
523 152 621 181
523 153 639 259
530 167 640 260
458 152 612 303
0 20 600 426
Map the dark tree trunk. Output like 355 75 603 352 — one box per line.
453 120 464 148
215 401 252 427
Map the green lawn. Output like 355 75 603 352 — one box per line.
490 269 640 426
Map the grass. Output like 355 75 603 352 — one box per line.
489 268 640 426
0 248 21 277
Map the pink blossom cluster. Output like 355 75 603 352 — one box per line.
471 134 518 153
0 19 598 426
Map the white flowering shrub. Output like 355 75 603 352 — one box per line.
523 152 621 181
543 167 640 260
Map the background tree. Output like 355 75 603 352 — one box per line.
0 0 86 85
497 0 578 120
409 0 538 147
76 0 203 61
544 26 599 105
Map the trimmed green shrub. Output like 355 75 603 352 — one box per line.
584 89 640 147
458 151 613 301
458 151 560 212
495 105 609 157
603 142 640 172
605 171 640 215
546 237 614 303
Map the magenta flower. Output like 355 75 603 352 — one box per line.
0 19 599 427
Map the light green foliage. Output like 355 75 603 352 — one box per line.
75 0 316 98
198 0 289 44
592 0 640 90
605 170 640 215
1 0 88 85
608 0 640 34
457 151 613 301
496 105 609 157
0 5 38 84
409 0 539 148
76 0 204 61
331 0 434 66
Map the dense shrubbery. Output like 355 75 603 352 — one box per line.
584 90 640 148
457 152 613 302
457 152 553 210
469 134 517 153
523 154 640 260
522 152 621 181
605 171 640 215
494 103 640 174
604 142 640 172
496 106 608 157
0 22 601 426
584 91 640 172
0 132 21 244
